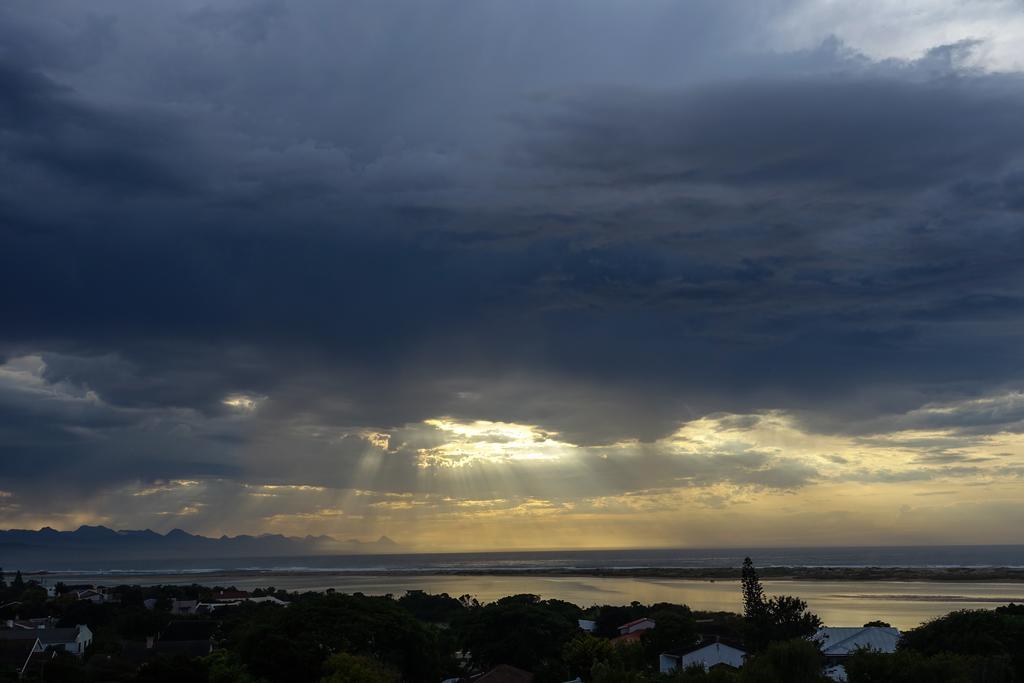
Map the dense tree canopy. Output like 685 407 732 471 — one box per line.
1 577 1022 683
898 609 1024 680
452 594 580 672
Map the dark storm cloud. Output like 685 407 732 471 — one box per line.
524 80 1021 191
2 0 1024 523
0 62 192 195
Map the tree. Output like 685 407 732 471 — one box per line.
739 639 830 683
845 649 1014 683
641 608 697 661
994 603 1024 616
590 660 650 683
0 567 6 590
11 571 24 592
33 650 84 683
205 650 263 683
454 595 579 672
899 609 1024 680
237 626 322 683
320 652 398 683
763 595 821 641
397 590 463 623
226 592 450 682
594 603 647 639
740 559 821 649
740 558 766 621
562 634 614 681
134 655 208 683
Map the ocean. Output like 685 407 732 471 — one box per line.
27 544 1024 574
27 545 1024 629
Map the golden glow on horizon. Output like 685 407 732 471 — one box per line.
7 404 1024 550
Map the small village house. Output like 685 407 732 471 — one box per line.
659 639 747 674
812 625 900 682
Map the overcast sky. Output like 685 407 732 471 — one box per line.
3 0 1024 549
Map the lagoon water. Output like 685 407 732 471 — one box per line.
38 545 1024 630
43 573 1024 629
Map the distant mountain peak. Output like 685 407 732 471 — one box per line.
119 529 160 537
74 525 118 537
376 535 397 545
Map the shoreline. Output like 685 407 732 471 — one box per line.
27 566 1024 582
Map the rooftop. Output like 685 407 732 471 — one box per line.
812 627 900 656
0 627 83 645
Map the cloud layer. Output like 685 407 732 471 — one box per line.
3 0 1024 548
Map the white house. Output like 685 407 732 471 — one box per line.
812 626 900 659
577 619 596 633
660 640 746 673
618 617 656 635
247 596 289 606
0 625 93 657
72 589 105 605
811 626 900 682
42 625 93 656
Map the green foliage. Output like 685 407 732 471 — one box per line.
845 649 1015 683
994 603 1024 616
690 611 746 643
762 595 821 642
741 558 821 649
56 600 114 630
591 659 650 683
134 655 208 683
453 594 579 672
664 663 740 683
319 652 398 683
641 606 698 660
225 592 449 683
27 651 83 683
82 653 139 682
594 602 647 638
740 559 765 621
205 650 264 683
113 607 169 640
738 639 829 683
397 590 463 623
7 581 1024 683
13 584 48 614
617 640 651 672
899 609 1024 680
563 634 614 680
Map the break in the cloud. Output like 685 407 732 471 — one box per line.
2 0 1024 549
